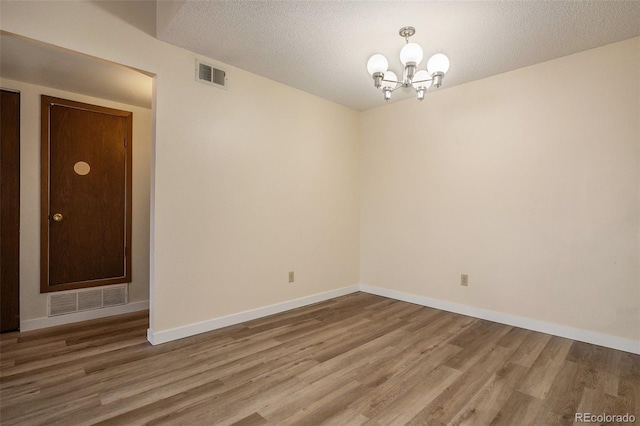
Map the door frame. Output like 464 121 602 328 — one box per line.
1 88 21 332
41 95 133 293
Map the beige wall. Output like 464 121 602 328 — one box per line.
360 37 640 341
0 79 152 320
1 1 361 333
149 65 361 332
3 1 637 344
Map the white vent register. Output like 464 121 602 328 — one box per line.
196 59 227 89
48 284 128 316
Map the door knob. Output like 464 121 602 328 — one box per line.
52 213 63 222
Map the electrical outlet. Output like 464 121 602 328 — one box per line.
461 274 469 286
289 271 295 283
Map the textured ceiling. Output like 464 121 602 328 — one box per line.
157 1 640 111
0 33 153 108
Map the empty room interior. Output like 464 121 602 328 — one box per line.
0 1 639 424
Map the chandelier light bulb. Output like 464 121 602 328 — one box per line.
412 70 432 90
400 42 424 66
427 53 450 75
381 71 398 90
367 54 389 76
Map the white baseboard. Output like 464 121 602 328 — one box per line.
20 300 149 332
147 285 360 345
359 284 640 355
146 282 639 354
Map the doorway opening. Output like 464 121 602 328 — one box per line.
0 31 155 331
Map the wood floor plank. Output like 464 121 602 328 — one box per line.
81 334 233 375
575 388 621 421
13 311 148 345
406 347 512 426
489 390 543 426
507 330 552 368
348 343 462 419
370 365 462 425
268 380 369 425
2 392 102 426
537 359 584 422
517 335 573 399
297 328 405 385
146 365 311 425
0 334 145 379
617 371 640 419
448 362 529 425
259 369 365 422
355 337 433 389
407 312 477 355
310 318 406 364
22 340 230 413
444 324 513 372
402 308 447 332
93 379 227 426
231 412 268 426
364 299 425 322
0 340 68 362
0 367 87 408
1 292 638 425
317 408 369 426
0 358 14 369
0 335 18 344
0 363 87 396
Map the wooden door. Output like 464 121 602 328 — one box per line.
41 96 132 292
1 89 21 332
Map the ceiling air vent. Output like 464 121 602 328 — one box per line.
196 59 227 89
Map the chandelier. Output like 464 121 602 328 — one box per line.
367 26 450 101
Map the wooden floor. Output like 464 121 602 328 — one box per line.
1 293 638 425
